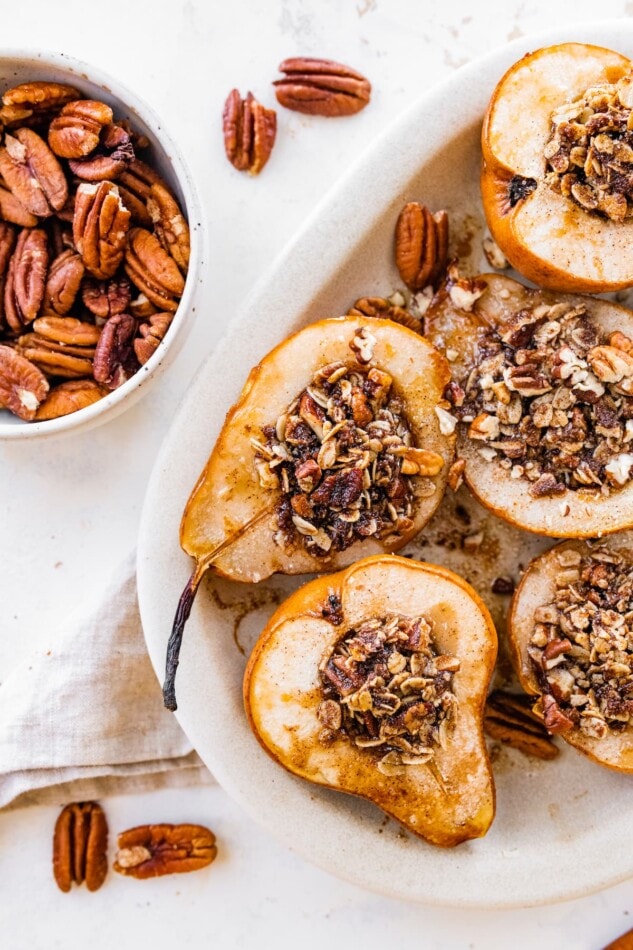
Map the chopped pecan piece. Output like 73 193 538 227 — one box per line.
147 182 190 273
36 379 107 419
223 89 277 175
395 202 449 291
48 99 113 158
73 181 131 279
113 823 217 878
124 227 184 312
0 344 49 419
274 57 371 116
4 228 49 331
44 249 85 315
134 311 172 364
541 694 574 734
0 128 67 216
82 275 132 321
53 801 108 892
93 312 139 389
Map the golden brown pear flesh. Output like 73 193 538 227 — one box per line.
508 536 633 772
164 316 453 710
425 272 633 539
244 555 497 847
481 42 633 292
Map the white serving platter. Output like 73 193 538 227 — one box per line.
137 22 633 907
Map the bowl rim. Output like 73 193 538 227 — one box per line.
0 47 202 440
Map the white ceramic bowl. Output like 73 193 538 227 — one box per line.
0 50 201 440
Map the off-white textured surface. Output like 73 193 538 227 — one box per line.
3 1 633 947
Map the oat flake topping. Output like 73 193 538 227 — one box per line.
447 302 633 496
543 73 633 221
528 547 633 739
252 331 443 556
317 613 459 775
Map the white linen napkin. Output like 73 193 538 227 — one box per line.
0 552 213 810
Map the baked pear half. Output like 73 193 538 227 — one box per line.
482 42 633 292
164 316 453 709
508 536 633 772
425 271 633 538
244 555 497 847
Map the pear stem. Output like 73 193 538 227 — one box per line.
163 504 276 711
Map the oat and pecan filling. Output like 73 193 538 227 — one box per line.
544 73 633 221
528 547 633 739
447 302 633 497
252 333 443 556
316 613 458 775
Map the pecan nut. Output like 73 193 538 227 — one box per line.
93 312 139 389
113 823 217 878
124 227 184 312
0 343 49 419
52 801 108 893
44 249 85 314
0 221 17 324
0 183 38 227
117 158 166 227
73 181 131 279
33 315 101 347
223 89 277 175
274 57 371 116
4 228 49 331
484 690 559 760
3 81 80 124
48 99 113 159
395 202 449 291
147 182 190 273
0 128 68 216
347 296 421 332
69 123 135 181
36 378 107 420
134 311 173 364
82 275 131 321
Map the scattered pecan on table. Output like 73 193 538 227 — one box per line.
274 57 371 116
52 801 108 892
113 823 217 878
223 89 277 175
0 80 190 422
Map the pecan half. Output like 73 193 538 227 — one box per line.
4 228 49 331
0 182 38 227
134 311 172 364
69 124 135 181
484 690 559 760
36 378 107 420
0 221 16 324
20 344 93 379
147 182 190 273
52 801 108 893
113 823 217 878
73 181 131 279
33 315 101 347
117 158 165 227
48 100 113 159
44 249 85 314
223 89 277 175
0 343 49 419
0 129 67 216
395 202 449 291
274 58 371 116
93 312 139 389
82 275 131 321
124 227 184 312
347 296 421 332
3 81 79 120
